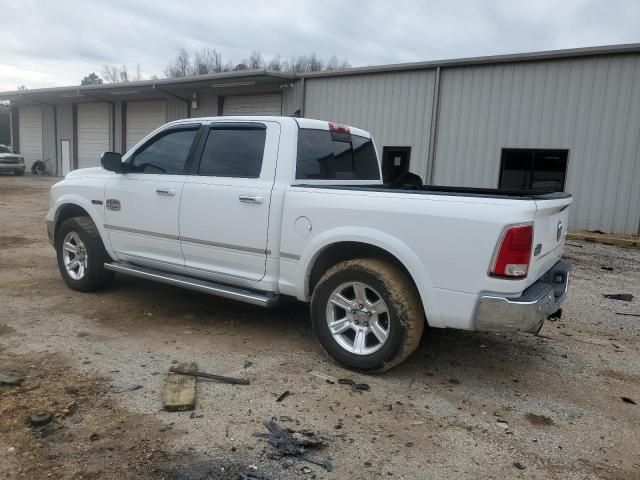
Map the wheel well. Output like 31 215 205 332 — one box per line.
308 242 417 298
54 204 90 239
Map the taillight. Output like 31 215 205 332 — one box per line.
328 122 350 134
490 224 533 278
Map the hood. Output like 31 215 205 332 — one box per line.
65 167 114 179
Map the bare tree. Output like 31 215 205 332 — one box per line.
193 48 223 75
162 48 351 78
102 65 121 83
165 49 191 78
248 50 264 70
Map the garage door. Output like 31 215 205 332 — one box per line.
18 106 43 170
77 103 111 169
223 94 282 116
126 100 167 151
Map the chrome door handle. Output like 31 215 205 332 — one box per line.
156 188 176 196
239 194 264 204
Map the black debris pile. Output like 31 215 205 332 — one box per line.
337 378 370 392
603 293 634 302
255 420 332 472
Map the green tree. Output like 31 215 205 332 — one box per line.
81 73 103 85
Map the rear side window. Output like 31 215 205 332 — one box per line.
130 128 198 174
198 127 266 178
296 128 380 180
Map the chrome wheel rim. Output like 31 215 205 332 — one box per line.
62 231 88 280
326 282 391 355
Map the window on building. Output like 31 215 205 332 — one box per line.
382 146 411 183
499 149 568 192
198 126 266 178
130 128 198 174
296 128 380 181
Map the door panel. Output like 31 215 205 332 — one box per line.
126 100 167 152
179 122 280 281
104 174 186 266
77 103 110 169
105 126 200 267
223 94 282 116
18 105 43 171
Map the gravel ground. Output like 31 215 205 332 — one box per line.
1 175 639 479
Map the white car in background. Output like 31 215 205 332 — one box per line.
0 144 25 175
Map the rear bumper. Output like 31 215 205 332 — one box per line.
474 260 571 334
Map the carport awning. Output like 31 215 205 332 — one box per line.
0 70 296 105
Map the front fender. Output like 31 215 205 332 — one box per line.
49 193 115 259
297 226 443 328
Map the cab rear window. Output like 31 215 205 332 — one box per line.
296 128 380 180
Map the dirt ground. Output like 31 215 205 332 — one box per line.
1 174 639 480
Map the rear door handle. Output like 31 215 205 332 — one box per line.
239 194 264 204
156 188 176 196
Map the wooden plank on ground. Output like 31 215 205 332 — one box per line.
163 362 197 411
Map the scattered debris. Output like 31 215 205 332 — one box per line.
548 308 562 320
601 266 614 271
89 433 100 441
169 366 250 385
244 360 254 369
111 384 143 394
0 372 24 386
276 391 292 403
603 293 634 302
513 462 526 470
309 371 338 384
525 413 554 426
496 420 509 429
28 412 52 427
621 397 637 405
164 363 197 411
616 312 640 317
338 378 370 392
65 385 79 395
190 412 204 419
565 242 583 248
258 420 332 472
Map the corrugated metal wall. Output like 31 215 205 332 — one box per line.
304 70 437 177
433 54 640 234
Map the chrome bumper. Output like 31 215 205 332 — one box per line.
474 261 572 334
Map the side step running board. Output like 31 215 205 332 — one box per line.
104 262 279 308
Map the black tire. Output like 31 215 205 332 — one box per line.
311 258 425 373
55 216 114 292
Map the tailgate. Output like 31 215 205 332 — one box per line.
528 195 573 284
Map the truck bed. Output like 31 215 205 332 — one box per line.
298 183 572 201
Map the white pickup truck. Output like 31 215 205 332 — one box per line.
46 116 572 372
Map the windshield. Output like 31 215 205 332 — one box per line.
0 145 12 154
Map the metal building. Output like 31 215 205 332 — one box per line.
2 43 640 234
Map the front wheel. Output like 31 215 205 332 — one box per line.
55 217 114 292
311 258 425 373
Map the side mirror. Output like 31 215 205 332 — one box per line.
101 152 126 173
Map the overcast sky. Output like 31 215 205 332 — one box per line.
1 0 639 91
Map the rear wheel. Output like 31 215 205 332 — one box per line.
311 258 424 372
55 217 114 292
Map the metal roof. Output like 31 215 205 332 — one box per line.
1 43 639 100
300 43 640 78
0 69 295 101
